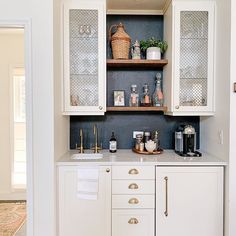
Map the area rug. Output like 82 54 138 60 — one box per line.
0 202 26 236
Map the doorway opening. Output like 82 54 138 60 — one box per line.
11 66 26 190
0 24 32 236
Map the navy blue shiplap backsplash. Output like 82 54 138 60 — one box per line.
70 15 200 150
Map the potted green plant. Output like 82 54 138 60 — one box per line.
140 37 168 60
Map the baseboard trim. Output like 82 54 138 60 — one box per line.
0 192 26 200
0 200 26 203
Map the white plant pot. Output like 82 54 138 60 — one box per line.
146 47 161 60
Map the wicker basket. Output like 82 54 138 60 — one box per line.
109 23 131 59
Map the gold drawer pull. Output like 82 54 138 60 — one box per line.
128 198 139 204
128 218 139 224
128 183 139 189
128 169 139 175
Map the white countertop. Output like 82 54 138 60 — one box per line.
56 149 227 166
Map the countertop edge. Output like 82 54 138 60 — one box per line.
56 149 227 166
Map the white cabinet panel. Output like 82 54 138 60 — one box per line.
58 166 111 236
112 209 154 236
156 166 223 236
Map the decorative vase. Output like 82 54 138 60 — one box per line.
146 47 161 60
109 22 131 59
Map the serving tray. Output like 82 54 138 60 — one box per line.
132 148 163 155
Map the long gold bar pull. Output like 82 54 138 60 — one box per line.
164 176 168 217
80 128 84 153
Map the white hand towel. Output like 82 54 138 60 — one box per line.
78 180 98 193
77 167 99 180
77 167 99 200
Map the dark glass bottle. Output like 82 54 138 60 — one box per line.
109 132 117 153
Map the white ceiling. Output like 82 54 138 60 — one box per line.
107 0 169 15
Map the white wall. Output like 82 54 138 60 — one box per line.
0 32 25 199
54 0 69 162
0 1 55 236
199 0 231 235
200 0 231 161
229 1 236 235
53 0 70 233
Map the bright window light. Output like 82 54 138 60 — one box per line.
12 67 26 189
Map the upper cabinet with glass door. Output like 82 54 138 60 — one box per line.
63 0 106 115
163 1 215 116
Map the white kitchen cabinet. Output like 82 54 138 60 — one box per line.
58 166 111 236
63 0 106 115
164 1 215 116
112 165 155 236
156 166 224 236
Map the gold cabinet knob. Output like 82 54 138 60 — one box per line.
128 198 139 204
128 218 139 224
106 168 110 173
128 169 139 175
128 183 139 189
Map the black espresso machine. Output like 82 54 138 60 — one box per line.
175 125 202 157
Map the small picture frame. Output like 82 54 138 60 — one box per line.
113 90 125 106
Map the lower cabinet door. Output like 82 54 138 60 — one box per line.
112 209 154 236
156 166 224 236
58 166 111 236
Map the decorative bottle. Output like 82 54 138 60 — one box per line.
129 85 139 107
152 130 159 151
152 73 164 107
141 83 151 107
109 132 117 153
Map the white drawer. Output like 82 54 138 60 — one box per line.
112 195 155 209
112 166 155 180
112 209 154 236
112 180 155 194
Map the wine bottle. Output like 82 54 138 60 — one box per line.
109 132 117 153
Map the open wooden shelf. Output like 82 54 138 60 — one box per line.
107 59 168 68
106 106 167 112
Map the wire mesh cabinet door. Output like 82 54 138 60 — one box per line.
164 1 215 116
63 0 106 115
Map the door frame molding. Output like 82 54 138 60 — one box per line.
0 19 34 236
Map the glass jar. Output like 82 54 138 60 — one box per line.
129 85 139 107
135 134 143 150
139 142 144 152
152 130 159 151
143 131 151 144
